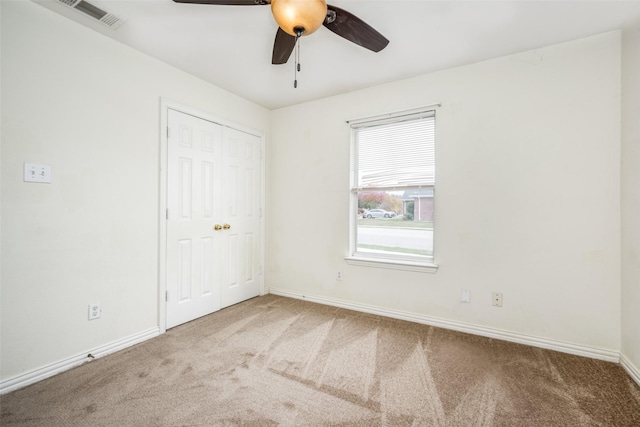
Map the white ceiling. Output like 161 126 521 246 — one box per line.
35 0 640 110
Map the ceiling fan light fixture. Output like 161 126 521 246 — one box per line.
271 0 327 37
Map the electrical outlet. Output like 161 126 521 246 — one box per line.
461 289 471 303
88 303 101 320
336 270 343 281
492 292 503 307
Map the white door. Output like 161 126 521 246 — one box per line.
166 109 223 328
220 127 261 308
166 109 262 328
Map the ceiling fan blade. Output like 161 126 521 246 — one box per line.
272 27 297 65
172 0 268 5
323 5 389 53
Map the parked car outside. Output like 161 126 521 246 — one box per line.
365 209 397 218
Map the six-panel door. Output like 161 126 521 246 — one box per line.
166 109 261 328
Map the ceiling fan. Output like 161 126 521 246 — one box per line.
172 0 389 65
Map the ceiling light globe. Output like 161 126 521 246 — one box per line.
271 0 328 37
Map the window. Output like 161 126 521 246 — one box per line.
347 108 437 272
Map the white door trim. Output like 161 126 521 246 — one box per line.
158 98 266 333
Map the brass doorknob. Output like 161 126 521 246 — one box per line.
223 224 231 230
214 224 222 231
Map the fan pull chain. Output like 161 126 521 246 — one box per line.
294 33 301 88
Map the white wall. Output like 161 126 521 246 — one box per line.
622 19 640 378
0 1 269 382
267 32 622 354
2 0 634 391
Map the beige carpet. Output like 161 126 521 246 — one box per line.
1 294 639 426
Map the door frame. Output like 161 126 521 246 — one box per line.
158 98 266 333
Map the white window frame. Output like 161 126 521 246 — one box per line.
346 106 439 273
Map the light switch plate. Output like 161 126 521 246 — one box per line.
24 163 52 183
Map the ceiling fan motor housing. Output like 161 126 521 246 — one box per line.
271 0 327 37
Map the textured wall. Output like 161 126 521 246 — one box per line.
268 32 622 352
0 1 269 381
622 18 640 376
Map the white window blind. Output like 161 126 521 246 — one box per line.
353 111 435 190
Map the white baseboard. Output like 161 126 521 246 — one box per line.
268 287 620 363
0 327 160 395
620 353 640 387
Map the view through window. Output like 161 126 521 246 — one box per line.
350 110 435 264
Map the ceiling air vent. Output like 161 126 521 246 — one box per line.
55 0 125 30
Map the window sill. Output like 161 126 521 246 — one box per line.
345 256 439 273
